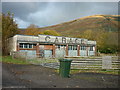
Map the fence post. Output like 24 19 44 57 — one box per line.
12 52 15 59
102 56 112 69
25 52 27 62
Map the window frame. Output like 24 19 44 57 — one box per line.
89 46 93 51
19 43 36 49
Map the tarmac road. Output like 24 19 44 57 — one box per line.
2 62 119 89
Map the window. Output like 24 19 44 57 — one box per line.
68 45 72 50
19 43 36 49
58 45 60 50
90 46 93 51
73 45 77 50
68 45 77 50
24 43 28 48
56 45 66 50
81 46 86 50
29 44 32 48
19 43 24 48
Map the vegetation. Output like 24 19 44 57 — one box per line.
0 13 2 56
43 30 61 36
2 12 19 55
27 58 58 64
24 24 42 35
78 29 118 54
55 69 119 75
2 56 29 64
70 69 119 75
24 25 61 36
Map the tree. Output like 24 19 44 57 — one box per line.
77 29 118 54
100 32 118 54
81 30 94 40
43 30 60 36
2 12 19 55
0 13 2 56
24 24 42 36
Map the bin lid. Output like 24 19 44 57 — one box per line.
59 59 72 62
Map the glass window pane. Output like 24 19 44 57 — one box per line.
24 43 28 48
33 44 36 46
90 46 93 51
68 45 72 50
19 43 23 48
73 45 77 50
29 44 32 48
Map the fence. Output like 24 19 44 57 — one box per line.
70 56 119 70
11 51 119 70
11 51 54 59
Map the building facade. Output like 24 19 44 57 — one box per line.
8 34 97 58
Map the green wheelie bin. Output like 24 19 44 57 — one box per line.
59 59 72 78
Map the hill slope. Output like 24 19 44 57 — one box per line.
38 15 119 37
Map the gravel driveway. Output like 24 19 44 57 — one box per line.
2 63 119 89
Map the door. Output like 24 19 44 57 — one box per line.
68 45 77 57
80 46 87 56
88 46 95 56
39 45 44 58
19 50 36 58
55 45 66 58
44 50 53 58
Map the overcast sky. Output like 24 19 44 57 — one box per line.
2 2 118 28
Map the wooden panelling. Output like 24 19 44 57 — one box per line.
53 44 55 57
17 45 19 51
77 45 80 56
36 43 39 56
66 44 68 56
44 45 53 50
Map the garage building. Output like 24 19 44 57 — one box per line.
8 34 97 58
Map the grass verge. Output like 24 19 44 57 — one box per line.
2 56 29 64
70 69 120 75
26 58 58 64
55 69 119 75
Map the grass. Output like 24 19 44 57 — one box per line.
65 56 102 59
2 56 29 64
27 58 58 64
2 56 59 65
0 56 2 62
55 69 119 75
70 69 120 75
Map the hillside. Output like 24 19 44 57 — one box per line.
37 15 119 37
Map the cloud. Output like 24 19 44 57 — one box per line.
14 17 30 28
2 2 49 20
2 2 118 28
